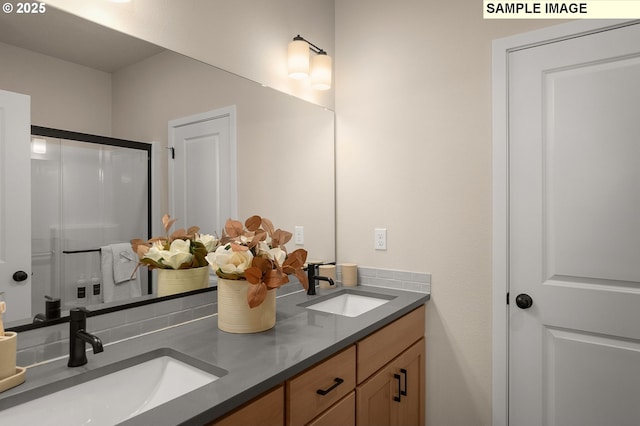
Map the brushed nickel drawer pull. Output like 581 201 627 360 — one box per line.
316 377 344 396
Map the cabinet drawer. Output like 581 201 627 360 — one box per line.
308 391 355 426
356 305 425 383
212 385 284 426
286 345 356 425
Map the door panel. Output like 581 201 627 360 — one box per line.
508 22 640 425
168 107 236 236
0 89 31 323
544 57 640 283
544 328 640 426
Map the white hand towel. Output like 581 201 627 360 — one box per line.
111 243 137 284
101 245 142 303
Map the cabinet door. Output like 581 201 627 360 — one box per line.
356 338 425 426
356 362 395 426
395 338 425 426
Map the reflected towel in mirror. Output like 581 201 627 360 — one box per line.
101 244 142 303
111 243 138 283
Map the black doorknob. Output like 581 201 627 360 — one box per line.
515 293 533 309
12 270 28 282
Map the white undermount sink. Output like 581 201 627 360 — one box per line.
300 290 395 317
0 348 226 425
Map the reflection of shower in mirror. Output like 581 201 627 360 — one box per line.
29 128 151 323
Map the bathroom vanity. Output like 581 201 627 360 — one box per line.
0 286 429 425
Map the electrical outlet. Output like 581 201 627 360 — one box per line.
294 226 304 245
374 228 387 250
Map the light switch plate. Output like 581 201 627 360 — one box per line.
294 226 304 245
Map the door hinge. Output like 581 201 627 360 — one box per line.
506 292 510 305
168 147 175 159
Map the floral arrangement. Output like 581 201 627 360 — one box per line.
206 215 309 308
131 214 219 270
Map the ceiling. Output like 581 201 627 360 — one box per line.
0 6 164 72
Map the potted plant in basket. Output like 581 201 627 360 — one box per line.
206 215 309 333
131 214 219 296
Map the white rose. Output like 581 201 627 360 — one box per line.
206 244 253 276
196 233 219 252
163 239 193 269
144 241 167 263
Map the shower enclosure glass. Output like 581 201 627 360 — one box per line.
30 127 151 318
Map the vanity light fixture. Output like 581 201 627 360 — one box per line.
287 35 332 90
31 138 46 154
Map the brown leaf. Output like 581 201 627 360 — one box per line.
247 282 267 308
263 269 289 289
245 266 263 285
244 215 262 232
130 239 149 259
252 256 273 273
261 217 275 237
283 248 308 269
162 214 177 234
249 230 267 249
230 243 249 252
170 228 188 241
225 219 244 238
134 244 150 260
187 226 200 235
294 268 309 291
272 229 292 248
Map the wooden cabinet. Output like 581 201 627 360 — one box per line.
355 305 425 426
212 385 284 426
356 338 425 426
286 346 356 425
211 305 425 426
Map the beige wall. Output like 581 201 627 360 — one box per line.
335 2 566 425
0 41 112 135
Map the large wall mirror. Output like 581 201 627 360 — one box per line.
0 6 335 330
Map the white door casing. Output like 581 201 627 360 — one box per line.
168 106 237 237
0 89 31 323
493 20 640 426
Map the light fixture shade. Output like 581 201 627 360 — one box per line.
310 53 332 90
288 39 310 79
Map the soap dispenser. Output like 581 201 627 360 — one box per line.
90 273 101 304
76 274 87 306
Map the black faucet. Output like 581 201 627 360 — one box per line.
68 307 104 367
306 262 336 296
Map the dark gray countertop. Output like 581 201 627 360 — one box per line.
0 285 429 425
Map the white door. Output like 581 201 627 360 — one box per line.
168 106 237 236
0 89 31 324
508 22 640 425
